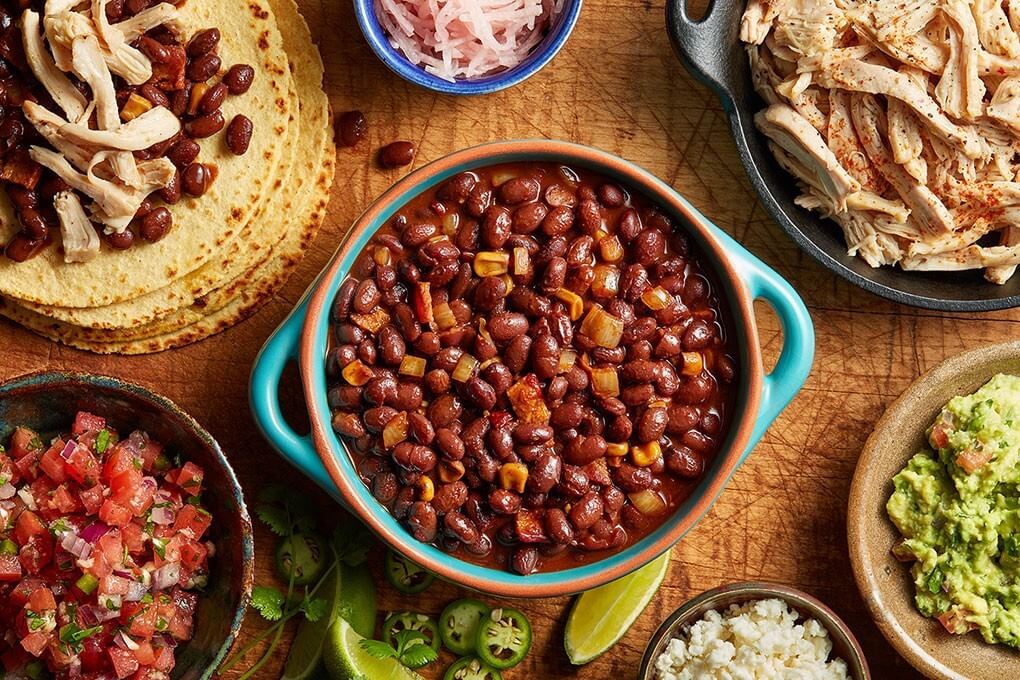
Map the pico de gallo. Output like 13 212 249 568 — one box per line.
0 412 215 679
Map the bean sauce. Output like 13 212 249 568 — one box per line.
326 162 738 575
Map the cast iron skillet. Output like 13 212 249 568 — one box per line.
665 0 1020 311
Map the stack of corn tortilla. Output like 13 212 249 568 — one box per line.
0 0 334 354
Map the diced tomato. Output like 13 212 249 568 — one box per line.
0 451 18 486
0 553 22 581
133 668 171 680
19 533 56 574
179 539 208 572
103 444 139 482
956 448 992 474
111 468 143 504
64 444 101 486
46 637 78 668
173 504 212 539
96 530 124 567
137 438 164 473
39 441 69 483
100 574 132 596
27 585 56 612
79 484 105 515
132 639 156 665
122 601 158 637
50 484 80 514
109 646 141 679
152 644 176 672
173 462 204 496
937 609 977 634
127 477 158 516
10 577 46 606
80 633 109 671
929 423 950 449
13 450 41 481
168 587 197 641
20 631 51 657
73 411 107 436
100 499 133 528
121 522 146 554
9 427 42 459
15 510 47 544
154 535 182 568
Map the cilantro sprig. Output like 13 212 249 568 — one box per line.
361 629 440 669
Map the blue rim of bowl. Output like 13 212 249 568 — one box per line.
353 0 584 95
0 371 254 679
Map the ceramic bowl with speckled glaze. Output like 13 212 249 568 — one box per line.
638 581 871 680
0 372 253 680
251 139 815 598
849 341 1020 680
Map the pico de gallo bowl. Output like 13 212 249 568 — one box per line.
0 373 252 680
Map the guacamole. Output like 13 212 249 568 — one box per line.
887 373 1020 648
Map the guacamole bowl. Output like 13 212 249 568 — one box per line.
848 341 1020 680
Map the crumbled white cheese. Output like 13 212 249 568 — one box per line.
653 598 851 680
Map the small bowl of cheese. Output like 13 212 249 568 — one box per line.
638 582 870 680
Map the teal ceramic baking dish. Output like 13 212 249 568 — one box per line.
250 140 815 598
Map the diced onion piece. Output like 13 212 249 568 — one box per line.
152 563 181 591
631 441 662 467
442 213 459 236
61 532 93 561
591 265 620 298
558 349 577 374
681 352 704 376
0 482 14 500
492 171 516 187
120 93 152 122
452 354 479 382
593 228 609 243
507 376 550 424
607 442 629 456
60 439 76 460
373 246 392 266
116 630 140 651
150 505 175 526
342 359 374 386
413 282 434 323
513 246 530 275
479 357 500 370
555 287 584 320
427 234 449 244
433 302 457 330
439 460 466 483
382 411 408 449
649 399 669 408
124 581 148 602
591 367 620 397
399 355 427 378
599 234 624 262
499 463 529 493
641 286 672 311
351 308 391 333
580 306 624 348
473 251 509 277
629 489 667 515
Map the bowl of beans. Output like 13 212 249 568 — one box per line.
251 140 814 597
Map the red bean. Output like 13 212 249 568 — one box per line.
380 141 416 168
223 64 256 95
225 115 253 155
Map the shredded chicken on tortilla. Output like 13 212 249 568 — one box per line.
742 0 1020 283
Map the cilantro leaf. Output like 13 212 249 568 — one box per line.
359 638 398 660
251 586 285 621
255 505 290 537
332 521 373 567
301 596 328 623
400 642 439 669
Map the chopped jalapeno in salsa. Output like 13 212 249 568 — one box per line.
0 412 213 679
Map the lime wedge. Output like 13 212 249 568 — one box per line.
564 551 672 665
283 562 377 679
324 618 423 680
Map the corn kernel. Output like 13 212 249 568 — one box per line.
599 235 624 262
555 288 584 320
439 460 466 483
649 399 670 408
631 441 663 467
442 213 459 236
342 359 374 387
681 352 704 376
492 171 517 187
187 82 209 116
607 442 629 457
382 412 408 449
593 228 610 243
373 246 392 266
473 251 510 277
120 93 153 122
417 475 435 502
399 355 426 378
499 463 529 493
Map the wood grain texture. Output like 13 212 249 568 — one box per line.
5 0 1015 677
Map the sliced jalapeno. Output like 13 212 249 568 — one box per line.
274 532 327 586
443 656 503 680
385 548 435 594
383 611 441 656
439 598 491 656
475 607 532 670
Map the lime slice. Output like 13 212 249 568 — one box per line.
564 551 671 665
283 562 377 679
324 618 423 680
337 563 377 639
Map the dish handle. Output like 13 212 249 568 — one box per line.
250 298 339 498
665 0 741 110
732 250 815 461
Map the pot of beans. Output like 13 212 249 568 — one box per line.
250 140 814 597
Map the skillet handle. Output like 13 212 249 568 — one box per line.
249 297 340 498
732 249 815 462
665 0 742 109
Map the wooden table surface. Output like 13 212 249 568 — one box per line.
8 0 1016 677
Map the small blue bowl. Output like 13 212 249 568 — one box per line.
354 0 583 95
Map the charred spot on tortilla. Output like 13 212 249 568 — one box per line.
250 3 271 19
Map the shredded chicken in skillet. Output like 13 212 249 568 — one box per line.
741 0 1020 283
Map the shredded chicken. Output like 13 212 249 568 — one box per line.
742 0 1020 282
21 10 87 123
53 191 101 263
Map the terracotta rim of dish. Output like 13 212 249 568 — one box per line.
299 140 766 597
848 341 1020 680
637 581 871 680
